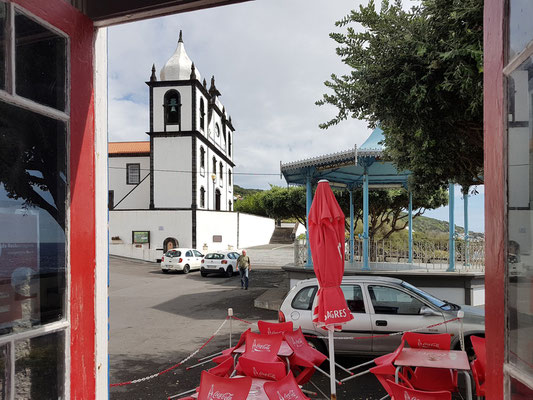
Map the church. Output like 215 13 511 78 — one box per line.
108 32 274 261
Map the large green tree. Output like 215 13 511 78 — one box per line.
317 0 483 191
235 185 447 242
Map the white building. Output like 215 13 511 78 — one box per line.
108 32 274 261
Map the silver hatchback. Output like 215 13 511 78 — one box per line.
278 276 484 357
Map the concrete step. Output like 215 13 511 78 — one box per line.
269 226 294 244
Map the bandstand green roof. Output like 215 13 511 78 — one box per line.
280 127 411 188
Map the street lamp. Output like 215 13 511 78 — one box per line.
211 173 216 210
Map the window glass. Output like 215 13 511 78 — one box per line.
165 250 181 257
511 376 533 398
127 164 140 185
200 187 205 207
193 250 203 257
368 285 424 315
0 3 5 90
0 101 66 335
341 285 365 313
200 99 205 131
507 55 533 383
219 162 223 180
15 332 64 399
185 250 193 257
15 11 66 110
509 0 533 60
229 170 232 185
292 286 317 311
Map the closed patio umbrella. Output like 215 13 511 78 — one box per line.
308 180 353 399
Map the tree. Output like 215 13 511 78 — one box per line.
317 0 483 191
0 103 66 230
234 185 447 242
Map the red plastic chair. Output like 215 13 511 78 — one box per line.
387 379 451 400
402 332 457 392
403 332 452 350
470 336 486 397
374 339 406 366
370 362 414 398
283 327 327 384
207 357 234 378
242 332 283 363
236 357 287 381
258 320 293 335
263 371 310 400
197 371 252 400
212 328 251 364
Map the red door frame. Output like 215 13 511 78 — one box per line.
484 0 506 398
12 0 96 398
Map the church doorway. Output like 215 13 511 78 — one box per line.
163 237 179 252
215 189 221 211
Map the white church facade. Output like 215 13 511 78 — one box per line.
108 32 274 261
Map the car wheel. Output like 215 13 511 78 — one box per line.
201 271 208 277
306 336 328 357
226 266 233 278
162 269 169 274
461 335 480 361
182 264 190 274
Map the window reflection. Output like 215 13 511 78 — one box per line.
15 332 64 399
507 55 533 382
15 11 66 110
0 3 6 90
509 0 533 60
0 101 66 335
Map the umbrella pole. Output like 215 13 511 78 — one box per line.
328 328 337 400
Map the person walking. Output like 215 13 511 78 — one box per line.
237 250 251 290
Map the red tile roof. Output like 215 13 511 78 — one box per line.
108 141 150 155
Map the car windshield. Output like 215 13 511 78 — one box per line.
165 250 181 257
400 281 447 309
205 253 224 260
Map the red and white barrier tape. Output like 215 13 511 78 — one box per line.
229 315 462 340
109 317 229 387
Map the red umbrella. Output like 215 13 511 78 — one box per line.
308 180 353 399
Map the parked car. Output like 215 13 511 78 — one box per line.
278 276 485 357
201 251 241 277
160 248 204 274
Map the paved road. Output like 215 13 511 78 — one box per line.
108 256 385 399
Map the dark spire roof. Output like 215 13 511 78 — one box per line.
190 62 196 80
178 29 183 43
209 75 221 97
203 78 207 88
150 64 157 82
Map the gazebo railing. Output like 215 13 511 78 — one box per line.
294 238 485 272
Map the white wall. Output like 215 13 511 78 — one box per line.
109 210 192 261
153 136 192 208
238 213 276 248
109 156 150 209
196 210 238 252
153 85 193 132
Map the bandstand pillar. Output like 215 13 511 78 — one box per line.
447 183 456 271
363 171 370 270
305 173 312 268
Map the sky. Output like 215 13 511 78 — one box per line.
107 0 484 232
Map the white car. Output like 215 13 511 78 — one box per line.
279 276 485 357
160 248 204 274
200 251 241 277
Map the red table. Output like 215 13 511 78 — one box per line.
189 377 269 400
394 348 473 399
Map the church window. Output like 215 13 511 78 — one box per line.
200 99 205 131
215 124 220 137
219 162 223 181
228 134 232 157
200 147 205 169
200 187 205 208
212 157 217 175
223 130 226 150
164 90 181 125
127 163 140 185
228 170 232 185
228 200 232 211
